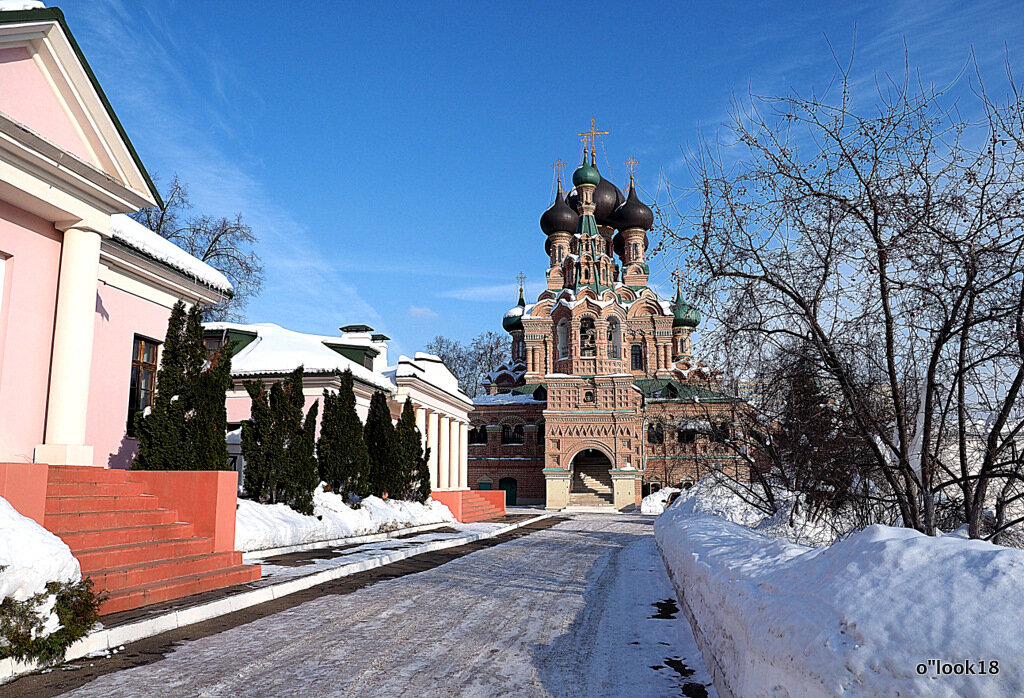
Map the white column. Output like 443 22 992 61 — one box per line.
427 410 439 489
459 420 469 490
415 406 427 450
35 225 103 466
448 417 460 489
438 416 450 490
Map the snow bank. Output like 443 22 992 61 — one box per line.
640 487 680 515
655 507 1024 697
0 497 81 639
235 485 455 552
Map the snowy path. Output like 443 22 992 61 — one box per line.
59 514 714 697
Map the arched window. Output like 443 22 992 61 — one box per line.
558 246 564 262
580 317 596 357
631 344 644 371
632 242 639 259
557 319 569 358
607 318 621 359
677 428 696 444
469 424 488 445
536 421 544 443
647 423 664 445
502 423 525 445
584 391 594 403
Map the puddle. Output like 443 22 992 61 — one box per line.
649 597 679 620
650 655 709 697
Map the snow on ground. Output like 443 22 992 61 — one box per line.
0 496 81 639
655 500 1024 696
234 484 455 552
640 487 680 515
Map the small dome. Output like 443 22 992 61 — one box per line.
572 160 600 187
593 176 624 227
672 287 701 328
611 177 654 231
540 187 579 235
502 286 527 333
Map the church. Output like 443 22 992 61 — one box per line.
468 130 745 510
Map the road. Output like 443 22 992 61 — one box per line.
48 514 715 697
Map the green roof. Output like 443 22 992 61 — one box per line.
0 7 162 208
634 378 736 403
511 383 547 400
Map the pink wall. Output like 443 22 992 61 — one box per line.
87 281 174 469
0 201 60 462
0 47 94 163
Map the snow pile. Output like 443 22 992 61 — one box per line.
109 214 232 293
671 477 766 527
235 484 455 552
640 487 680 515
0 497 81 639
655 508 1024 696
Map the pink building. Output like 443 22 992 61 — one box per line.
0 6 257 614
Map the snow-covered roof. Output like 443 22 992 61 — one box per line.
473 393 545 406
206 321 393 392
386 352 471 404
109 214 232 293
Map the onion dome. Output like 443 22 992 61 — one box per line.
540 184 579 235
593 176 625 227
572 147 600 187
611 175 654 231
502 285 527 333
672 285 701 328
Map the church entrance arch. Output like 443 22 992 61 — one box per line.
569 448 614 498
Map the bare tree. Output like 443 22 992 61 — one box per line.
132 175 264 321
660 53 1024 538
425 331 511 398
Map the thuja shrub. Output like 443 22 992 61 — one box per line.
0 578 102 665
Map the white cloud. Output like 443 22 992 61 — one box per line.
408 305 439 319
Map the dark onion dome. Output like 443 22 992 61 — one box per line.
502 285 527 333
540 186 579 235
593 176 624 227
611 175 654 231
672 285 701 328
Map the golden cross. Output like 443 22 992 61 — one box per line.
552 158 566 181
625 156 639 176
516 272 526 289
577 118 609 150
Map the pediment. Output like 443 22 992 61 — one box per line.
0 9 158 208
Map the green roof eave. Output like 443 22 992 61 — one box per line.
0 8 163 208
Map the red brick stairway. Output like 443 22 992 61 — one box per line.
44 466 260 615
457 490 506 523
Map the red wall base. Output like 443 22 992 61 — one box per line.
0 462 49 525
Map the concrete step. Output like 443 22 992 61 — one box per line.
45 493 161 514
86 551 244 593
47 480 146 497
99 564 262 615
56 522 196 549
74 537 215 570
45 507 179 532
46 465 130 484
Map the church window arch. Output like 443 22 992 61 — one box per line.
469 424 488 445
583 391 594 403
647 423 664 445
607 318 621 359
557 319 569 358
631 344 644 371
502 423 525 445
579 317 597 357
632 242 639 259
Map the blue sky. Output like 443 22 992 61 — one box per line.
59 0 1024 360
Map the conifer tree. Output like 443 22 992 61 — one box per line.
135 301 230 471
241 379 275 499
363 390 398 497
287 400 319 515
413 447 432 503
316 369 369 495
395 398 422 499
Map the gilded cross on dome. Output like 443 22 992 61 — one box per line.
552 158 566 184
578 118 609 150
516 272 526 290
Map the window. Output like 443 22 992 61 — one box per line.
712 421 730 443
678 429 696 444
580 317 596 357
127 336 159 436
632 242 639 259
469 424 488 445
501 423 525 445
607 318 621 358
557 320 569 358
631 344 644 371
584 391 594 403
537 422 544 443
647 423 664 445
